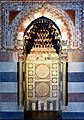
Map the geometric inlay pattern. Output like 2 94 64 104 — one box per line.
36 82 50 97
36 64 50 79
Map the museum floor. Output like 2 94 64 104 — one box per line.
24 111 61 120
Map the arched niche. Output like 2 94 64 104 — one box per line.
24 16 61 56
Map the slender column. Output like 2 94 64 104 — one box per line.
44 101 47 110
50 103 53 111
19 62 23 108
0 3 2 49
62 62 67 106
32 103 36 110
38 101 41 111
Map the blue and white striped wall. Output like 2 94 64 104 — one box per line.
0 62 24 120
0 62 84 119
62 62 84 120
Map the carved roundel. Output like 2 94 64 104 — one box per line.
36 82 49 97
36 64 49 79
